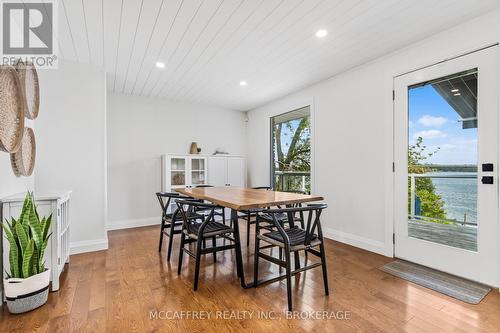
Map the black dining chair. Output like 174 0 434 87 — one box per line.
253 189 307 232
195 185 227 225
237 186 274 246
253 204 329 311
284 190 308 229
176 199 243 291
156 192 203 261
256 190 310 269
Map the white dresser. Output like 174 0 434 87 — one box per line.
2 191 71 292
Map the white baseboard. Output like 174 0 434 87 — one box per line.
106 217 158 231
70 238 108 255
323 227 390 257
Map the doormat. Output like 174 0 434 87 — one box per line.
380 259 491 304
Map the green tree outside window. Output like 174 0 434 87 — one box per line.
408 136 447 222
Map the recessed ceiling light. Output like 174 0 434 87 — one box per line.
451 88 459 92
239 81 247 86
156 61 165 69
454 92 461 96
315 29 328 38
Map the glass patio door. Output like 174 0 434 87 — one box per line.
394 46 499 287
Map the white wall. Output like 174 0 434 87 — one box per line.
107 93 246 230
36 61 108 254
246 9 500 257
0 156 34 199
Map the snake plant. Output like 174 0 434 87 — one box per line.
2 192 52 279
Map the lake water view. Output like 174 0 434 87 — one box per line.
426 171 477 224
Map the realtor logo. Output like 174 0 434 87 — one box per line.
1 0 58 68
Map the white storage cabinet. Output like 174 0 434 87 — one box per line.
161 155 208 212
208 156 246 187
161 155 208 191
161 154 246 214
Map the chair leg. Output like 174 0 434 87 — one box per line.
319 242 329 296
194 238 203 291
212 236 217 262
167 222 176 261
158 222 164 252
279 248 283 274
177 234 186 275
284 248 293 311
294 251 301 270
246 212 251 246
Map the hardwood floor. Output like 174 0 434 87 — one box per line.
1 221 499 332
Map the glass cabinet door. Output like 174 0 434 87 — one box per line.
190 157 206 186
171 157 186 186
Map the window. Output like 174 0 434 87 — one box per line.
270 106 311 193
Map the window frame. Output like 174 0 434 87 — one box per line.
269 106 312 192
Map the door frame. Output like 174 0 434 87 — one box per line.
391 44 500 287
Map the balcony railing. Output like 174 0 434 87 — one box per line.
274 171 310 193
409 173 477 226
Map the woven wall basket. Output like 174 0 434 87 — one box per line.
15 59 39 120
0 66 25 152
11 127 35 177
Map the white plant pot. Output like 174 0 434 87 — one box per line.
4 269 50 314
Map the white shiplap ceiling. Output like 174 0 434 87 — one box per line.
55 0 500 111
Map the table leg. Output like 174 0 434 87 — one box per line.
231 209 255 288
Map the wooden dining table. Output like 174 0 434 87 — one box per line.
176 186 323 288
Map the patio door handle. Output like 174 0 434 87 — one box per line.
481 176 494 184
